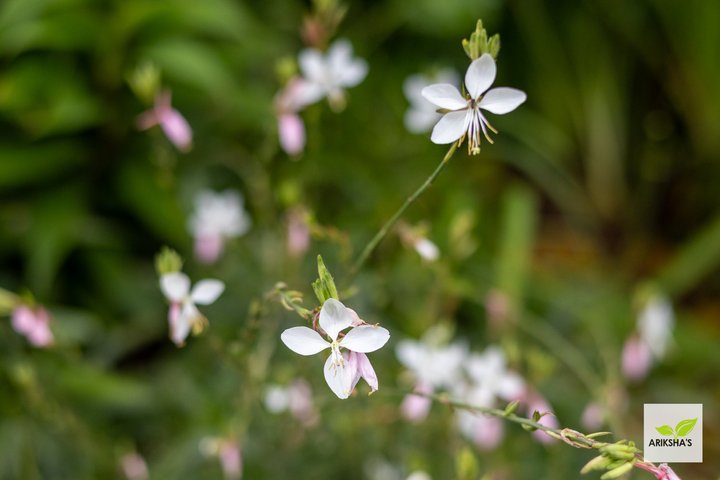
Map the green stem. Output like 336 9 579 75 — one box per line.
349 143 458 278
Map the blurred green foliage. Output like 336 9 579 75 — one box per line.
1 0 720 478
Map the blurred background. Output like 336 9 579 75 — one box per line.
0 0 719 478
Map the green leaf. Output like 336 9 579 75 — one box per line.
655 425 674 436
675 418 697 437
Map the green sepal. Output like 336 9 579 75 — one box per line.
311 255 339 304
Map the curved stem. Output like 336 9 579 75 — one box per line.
349 143 458 278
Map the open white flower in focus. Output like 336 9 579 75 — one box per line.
281 298 390 399
160 272 225 346
295 39 368 110
421 53 526 154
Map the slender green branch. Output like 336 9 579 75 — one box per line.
349 143 459 278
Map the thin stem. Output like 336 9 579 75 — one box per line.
349 143 458 278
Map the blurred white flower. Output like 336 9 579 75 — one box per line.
463 346 525 406
200 438 242 480
637 295 674 359
264 379 319 426
281 298 390 399
422 53 526 154
188 190 251 264
621 294 674 381
396 339 466 391
137 90 192 152
295 39 368 110
11 305 53 348
403 69 459 134
526 394 559 444
406 471 431 480
159 272 224 346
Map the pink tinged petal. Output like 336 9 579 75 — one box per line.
170 305 192 346
473 415 504 451
340 325 390 353
465 54 496 99
293 80 325 108
278 113 306 156
479 87 527 114
430 110 470 144
11 306 35 335
195 233 224 264
622 335 653 381
281 326 330 355
136 110 159 130
420 84 467 110
348 351 379 393
26 318 53 347
190 279 225 305
160 272 190 302
160 108 193 152
323 353 354 399
318 298 354 340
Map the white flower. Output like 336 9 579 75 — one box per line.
396 339 466 391
403 69 460 133
637 294 674 359
159 272 225 346
295 39 368 110
414 238 439 262
463 346 525 406
421 53 526 154
280 298 390 399
188 190 251 264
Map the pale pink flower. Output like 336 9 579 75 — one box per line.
11 305 53 347
280 298 390 399
219 441 242 480
119 452 149 480
456 411 504 450
581 402 605 431
137 90 192 152
159 272 224 346
287 209 311 257
188 190 251 264
422 53 526 154
264 379 319 427
622 334 653 381
400 383 433 423
526 395 559 444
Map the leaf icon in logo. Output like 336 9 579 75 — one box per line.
655 425 674 436
675 418 697 437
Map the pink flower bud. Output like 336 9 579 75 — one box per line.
287 209 310 257
195 233 224 265
120 452 149 480
278 113 306 156
11 305 54 348
137 90 192 152
401 384 433 422
219 441 242 480
473 415 504 450
581 402 605 431
621 335 653 381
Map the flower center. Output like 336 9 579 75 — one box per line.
330 341 344 367
465 96 498 155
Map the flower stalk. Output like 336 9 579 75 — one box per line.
349 142 458 278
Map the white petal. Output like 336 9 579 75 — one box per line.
479 87 527 114
160 272 190 302
293 80 326 108
298 48 325 83
328 40 367 87
421 84 466 110
404 108 440 134
465 54 496 99
323 353 353 399
170 308 193 346
280 326 330 355
337 58 367 88
497 372 525 401
340 325 390 353
318 298 354 340
190 279 225 305
430 110 470 144
396 340 424 371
